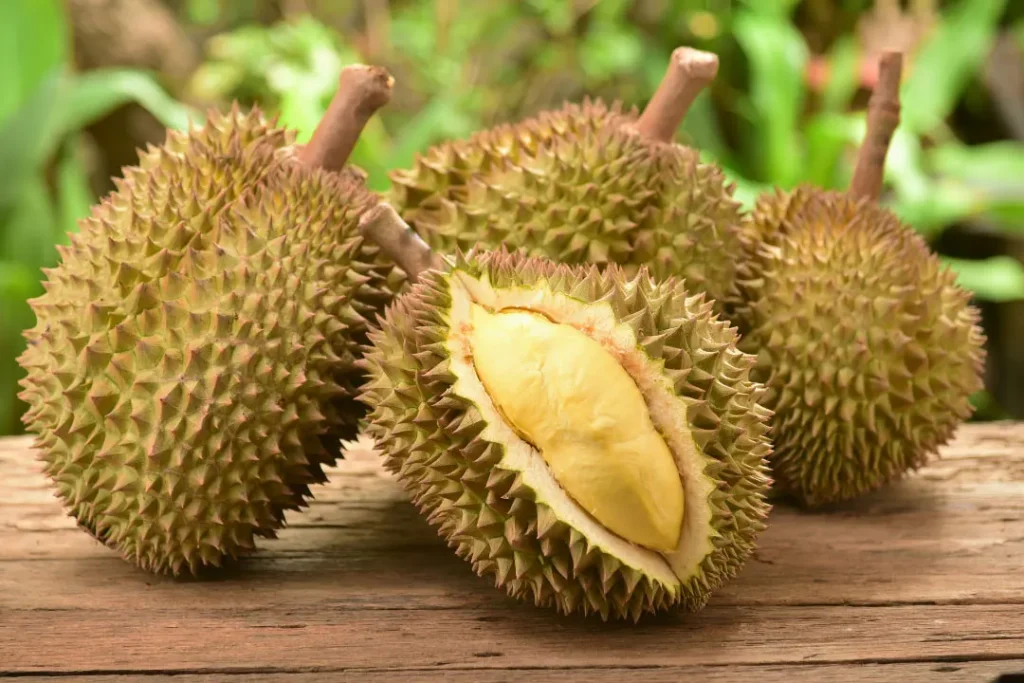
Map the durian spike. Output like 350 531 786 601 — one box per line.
634 46 719 143
297 64 394 172
360 203 446 281
849 51 903 201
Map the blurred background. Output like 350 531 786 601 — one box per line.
1 0 1023 437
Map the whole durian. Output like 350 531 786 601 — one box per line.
357 207 773 621
726 53 986 507
17 66 405 575
388 47 744 307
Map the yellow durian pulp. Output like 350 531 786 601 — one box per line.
468 304 684 551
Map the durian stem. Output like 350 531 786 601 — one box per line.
297 64 394 172
359 203 446 282
849 51 903 201
634 46 719 143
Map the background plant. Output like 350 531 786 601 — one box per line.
0 1 193 434
2 0 1022 435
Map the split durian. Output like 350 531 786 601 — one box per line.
17 66 405 575
726 53 986 506
358 206 773 620
388 47 745 306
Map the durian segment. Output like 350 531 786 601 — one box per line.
450 289 688 588
388 100 746 307
450 273 720 587
467 304 685 552
727 188 986 506
17 107 404 575
361 249 773 620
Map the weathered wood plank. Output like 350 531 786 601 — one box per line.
2 425 1021 609
2 603 1023 674
1 509 1022 615
6 660 1024 683
1 423 1022 679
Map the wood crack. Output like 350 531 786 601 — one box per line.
6 653 1024 678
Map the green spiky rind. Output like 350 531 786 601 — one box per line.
641 148 746 304
387 98 634 213
17 106 405 575
727 188 986 507
360 249 773 621
387 99 745 306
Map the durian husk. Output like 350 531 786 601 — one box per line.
360 248 773 620
387 100 745 307
726 187 986 506
17 106 404 575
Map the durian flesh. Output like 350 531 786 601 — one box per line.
468 305 684 551
361 249 773 620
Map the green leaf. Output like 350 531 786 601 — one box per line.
679 91 733 166
277 83 328 142
733 9 809 187
820 35 860 114
0 261 37 302
901 0 1007 135
0 68 193 207
347 117 393 192
0 260 40 436
525 0 576 35
65 69 195 133
186 0 222 26
0 0 68 123
579 23 645 82
803 112 860 188
853 122 992 236
927 142 1024 231
0 351 26 435
0 176 57 271
55 142 95 243
0 68 64 207
187 62 247 102
881 124 931 207
889 181 985 237
737 0 801 16
929 141 1024 192
942 255 1024 302
985 202 1024 231
969 390 1009 421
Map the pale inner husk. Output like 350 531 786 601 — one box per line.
444 270 718 590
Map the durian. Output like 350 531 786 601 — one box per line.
726 53 986 507
358 206 773 620
17 65 405 575
388 47 745 306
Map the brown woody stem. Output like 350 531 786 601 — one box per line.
359 204 445 282
634 46 719 143
849 51 903 201
297 64 394 172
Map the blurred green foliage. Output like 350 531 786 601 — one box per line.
186 0 1024 299
0 0 193 434
717 0 1024 305
2 0 1023 435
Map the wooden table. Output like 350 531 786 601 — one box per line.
1 423 1023 682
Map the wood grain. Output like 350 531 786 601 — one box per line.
7 661 1024 683
1 423 1023 680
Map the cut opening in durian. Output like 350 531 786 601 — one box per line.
443 270 718 592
